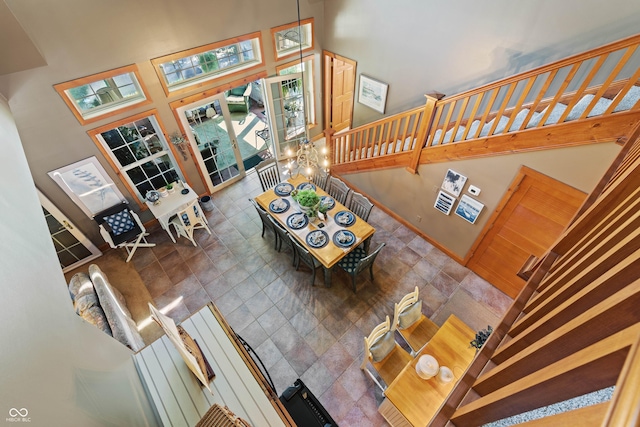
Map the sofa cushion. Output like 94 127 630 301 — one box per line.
229 85 247 96
81 306 113 335
74 292 100 316
89 264 145 351
398 300 423 329
68 272 94 302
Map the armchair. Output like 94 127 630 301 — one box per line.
225 84 252 113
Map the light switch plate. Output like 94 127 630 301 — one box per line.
468 185 481 196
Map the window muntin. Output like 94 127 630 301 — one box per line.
91 113 183 203
54 65 151 125
152 32 263 94
276 56 316 127
271 18 314 60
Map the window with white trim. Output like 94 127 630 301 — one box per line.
54 65 151 125
277 56 316 127
271 18 314 60
152 32 263 94
90 114 183 202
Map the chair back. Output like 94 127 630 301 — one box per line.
392 286 420 331
347 191 374 222
255 158 280 191
327 176 350 205
311 172 328 191
353 242 386 276
362 316 393 367
94 202 144 247
268 215 295 254
291 237 319 269
172 200 210 245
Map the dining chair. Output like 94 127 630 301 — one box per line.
267 216 297 266
249 199 278 250
94 202 155 262
255 158 281 192
337 242 386 292
392 286 440 356
327 176 351 205
361 315 412 393
169 200 212 246
347 191 374 222
290 237 323 286
311 171 329 191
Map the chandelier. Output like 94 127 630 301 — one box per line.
284 0 329 180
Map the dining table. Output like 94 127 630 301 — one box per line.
254 175 376 287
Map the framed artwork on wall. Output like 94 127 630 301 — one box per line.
441 169 467 197
455 194 484 224
48 156 126 218
434 190 456 215
358 74 388 114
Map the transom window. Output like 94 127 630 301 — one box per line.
89 111 184 204
271 18 314 61
152 32 263 95
54 65 151 125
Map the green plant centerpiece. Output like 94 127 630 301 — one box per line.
292 188 321 219
470 325 493 351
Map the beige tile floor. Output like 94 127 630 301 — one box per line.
76 170 513 426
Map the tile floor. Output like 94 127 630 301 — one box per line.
88 170 513 426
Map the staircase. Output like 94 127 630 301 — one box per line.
329 34 640 174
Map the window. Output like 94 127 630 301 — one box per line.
271 18 314 61
88 110 184 205
276 55 316 127
152 32 263 95
54 65 151 125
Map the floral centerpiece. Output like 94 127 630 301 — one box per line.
291 188 320 218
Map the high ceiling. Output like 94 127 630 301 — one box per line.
0 0 46 76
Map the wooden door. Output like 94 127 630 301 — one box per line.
467 167 586 298
323 51 356 132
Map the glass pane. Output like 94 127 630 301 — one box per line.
89 80 108 92
68 85 91 101
68 243 92 260
102 129 125 149
53 239 63 252
54 230 78 247
142 159 161 177
119 84 138 98
114 146 136 166
136 181 154 196
126 166 146 184
164 170 178 184
112 73 134 86
45 213 64 234
156 154 171 172
58 250 79 268
119 125 140 143
150 175 167 189
78 95 100 111
166 71 181 84
130 141 150 160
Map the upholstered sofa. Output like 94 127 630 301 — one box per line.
68 264 145 351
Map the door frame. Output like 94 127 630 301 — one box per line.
323 50 356 131
37 188 102 272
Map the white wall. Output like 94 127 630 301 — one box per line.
324 0 640 126
0 97 158 426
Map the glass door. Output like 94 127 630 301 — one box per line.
38 189 101 272
177 95 245 192
263 73 307 160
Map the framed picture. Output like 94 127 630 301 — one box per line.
455 194 485 224
48 156 126 218
358 74 388 113
434 190 456 215
441 169 468 197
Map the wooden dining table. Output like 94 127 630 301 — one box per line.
255 175 375 287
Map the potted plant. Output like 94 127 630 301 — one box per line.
293 188 320 219
166 182 175 194
470 325 493 351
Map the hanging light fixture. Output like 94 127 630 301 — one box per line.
285 0 329 181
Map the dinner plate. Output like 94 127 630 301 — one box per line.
306 230 329 248
296 182 316 191
274 182 294 196
286 213 309 230
319 196 335 211
334 210 356 227
332 230 356 248
269 198 290 214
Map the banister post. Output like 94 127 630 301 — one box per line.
323 127 336 170
406 95 438 174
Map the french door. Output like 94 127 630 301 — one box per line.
176 95 246 193
263 73 307 160
38 189 101 272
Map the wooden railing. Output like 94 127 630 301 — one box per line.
431 135 640 426
329 33 640 171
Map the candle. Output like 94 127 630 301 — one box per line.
415 355 439 380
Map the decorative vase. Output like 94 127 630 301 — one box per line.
158 188 169 198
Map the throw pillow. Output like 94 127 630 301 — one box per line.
229 86 247 96
74 292 100 316
369 330 395 362
103 210 135 236
68 272 94 302
398 300 423 329
80 306 113 336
